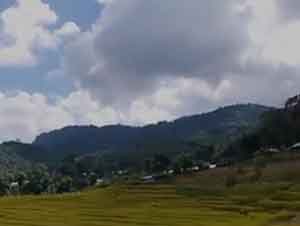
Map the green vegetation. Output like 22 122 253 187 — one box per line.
1 154 300 226
0 99 299 225
33 104 269 164
222 94 300 161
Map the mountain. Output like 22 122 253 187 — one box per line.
0 141 48 162
33 104 271 162
0 142 34 175
0 141 53 174
222 95 300 160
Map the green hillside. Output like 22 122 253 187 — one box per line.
0 151 299 226
222 95 300 161
33 104 270 162
0 104 272 195
0 142 32 175
0 104 270 174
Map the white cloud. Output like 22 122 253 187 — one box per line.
1 71 298 143
54 22 81 42
0 90 120 142
0 91 72 142
2 0 300 142
63 0 250 108
97 0 114 5
0 0 80 67
57 90 119 126
0 80 234 142
276 0 300 21
124 78 234 125
262 21 300 65
54 0 300 126
245 0 300 66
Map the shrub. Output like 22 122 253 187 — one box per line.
225 172 238 187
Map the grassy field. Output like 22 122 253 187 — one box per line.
0 184 277 226
1 157 300 225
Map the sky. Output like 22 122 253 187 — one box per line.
0 0 300 142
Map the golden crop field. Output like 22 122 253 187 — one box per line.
0 182 296 226
1 160 300 226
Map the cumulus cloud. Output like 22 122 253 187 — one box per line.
0 84 222 142
261 21 300 65
0 91 72 142
0 0 80 66
0 79 236 142
2 0 300 141
2 68 300 143
63 0 250 107
0 90 122 142
49 0 300 130
246 0 300 66
97 0 114 5
276 0 300 22
54 22 81 42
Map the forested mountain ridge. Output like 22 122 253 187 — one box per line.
222 94 300 160
33 104 271 161
0 103 272 193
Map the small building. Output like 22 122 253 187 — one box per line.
209 164 217 169
289 143 300 151
192 166 200 172
141 175 155 183
262 148 281 154
96 179 104 186
10 182 19 187
9 182 19 194
167 169 174 175
285 95 300 109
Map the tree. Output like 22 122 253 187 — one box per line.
152 154 170 173
77 156 97 174
0 178 9 195
56 176 73 193
94 159 104 178
174 153 193 174
88 172 98 185
195 145 214 161
15 172 27 187
23 164 51 194
59 154 78 177
144 159 152 173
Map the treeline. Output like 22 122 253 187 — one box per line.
0 158 104 196
0 146 222 196
222 95 300 161
0 101 294 196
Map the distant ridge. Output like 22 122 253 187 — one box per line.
33 104 272 160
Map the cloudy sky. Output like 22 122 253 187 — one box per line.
0 0 299 142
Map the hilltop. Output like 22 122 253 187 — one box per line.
0 152 300 226
33 104 270 162
0 103 271 189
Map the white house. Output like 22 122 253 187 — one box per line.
209 164 217 169
290 143 300 151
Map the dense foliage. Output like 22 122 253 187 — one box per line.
33 104 269 163
222 95 300 161
0 103 271 195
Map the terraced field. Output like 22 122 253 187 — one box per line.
0 181 296 226
1 158 300 226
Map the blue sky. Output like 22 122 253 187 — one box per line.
43 0 103 30
0 0 102 97
0 0 299 142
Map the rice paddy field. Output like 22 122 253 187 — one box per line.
1 157 300 226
